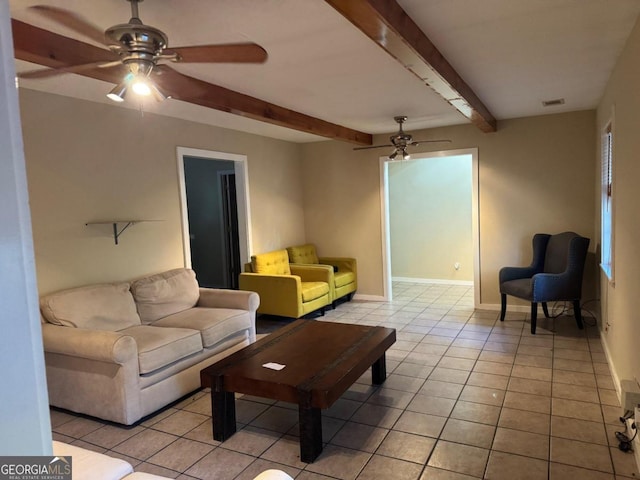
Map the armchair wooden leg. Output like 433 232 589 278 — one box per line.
500 294 507 322
542 303 550 318
573 300 584 329
530 302 537 334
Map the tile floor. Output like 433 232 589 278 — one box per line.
50 282 640 480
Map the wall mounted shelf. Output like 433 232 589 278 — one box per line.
85 220 160 245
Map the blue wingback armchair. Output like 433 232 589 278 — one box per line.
499 232 590 334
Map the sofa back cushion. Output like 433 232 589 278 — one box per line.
251 250 291 275
287 244 319 265
131 268 200 323
40 283 141 331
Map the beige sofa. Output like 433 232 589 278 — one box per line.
53 441 293 480
40 268 259 425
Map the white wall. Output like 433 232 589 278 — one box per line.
0 1 51 454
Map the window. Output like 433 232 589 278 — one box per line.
601 121 614 281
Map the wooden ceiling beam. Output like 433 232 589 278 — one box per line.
11 19 372 145
325 0 497 133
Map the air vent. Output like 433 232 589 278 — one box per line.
542 98 565 107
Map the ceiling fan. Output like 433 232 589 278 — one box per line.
354 116 451 160
18 0 268 102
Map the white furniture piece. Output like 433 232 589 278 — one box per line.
53 441 293 480
40 268 259 425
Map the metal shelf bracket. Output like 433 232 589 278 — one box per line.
85 220 147 245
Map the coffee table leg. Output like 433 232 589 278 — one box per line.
372 353 387 385
299 402 322 463
211 390 236 441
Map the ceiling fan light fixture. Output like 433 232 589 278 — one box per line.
388 150 398 160
131 75 152 96
402 149 411 161
106 81 127 102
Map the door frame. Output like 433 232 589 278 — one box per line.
379 147 480 307
176 147 252 270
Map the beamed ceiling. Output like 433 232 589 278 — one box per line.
9 0 640 143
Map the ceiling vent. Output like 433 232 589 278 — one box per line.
542 98 565 107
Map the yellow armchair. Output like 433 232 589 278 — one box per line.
286 244 357 307
239 249 331 318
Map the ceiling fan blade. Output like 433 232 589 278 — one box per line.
164 43 268 63
353 144 394 150
29 5 107 46
411 139 452 146
19 60 122 79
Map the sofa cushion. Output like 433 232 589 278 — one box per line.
287 244 319 264
152 307 252 348
300 281 329 302
40 283 141 331
251 250 291 275
119 325 203 374
131 268 200 323
335 271 355 288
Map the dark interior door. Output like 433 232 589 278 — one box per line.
183 156 240 289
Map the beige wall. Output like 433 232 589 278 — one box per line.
300 140 386 297
301 110 596 303
388 155 473 282
20 88 597 306
596 14 640 387
20 89 306 295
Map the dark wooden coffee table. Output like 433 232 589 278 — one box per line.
200 319 396 462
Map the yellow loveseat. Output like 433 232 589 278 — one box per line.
239 249 331 318
287 244 357 307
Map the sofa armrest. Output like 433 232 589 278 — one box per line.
41 323 137 365
499 266 539 284
290 264 333 283
198 288 260 312
239 273 305 317
318 256 357 273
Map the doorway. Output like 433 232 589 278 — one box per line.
380 148 480 306
177 147 252 289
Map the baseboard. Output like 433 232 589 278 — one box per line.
392 276 473 286
600 331 623 401
598 331 638 470
353 293 386 302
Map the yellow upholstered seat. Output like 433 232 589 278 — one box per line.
238 249 331 318
286 244 357 307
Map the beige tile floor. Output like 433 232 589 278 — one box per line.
50 282 640 480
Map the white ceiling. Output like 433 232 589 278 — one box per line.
9 0 640 142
